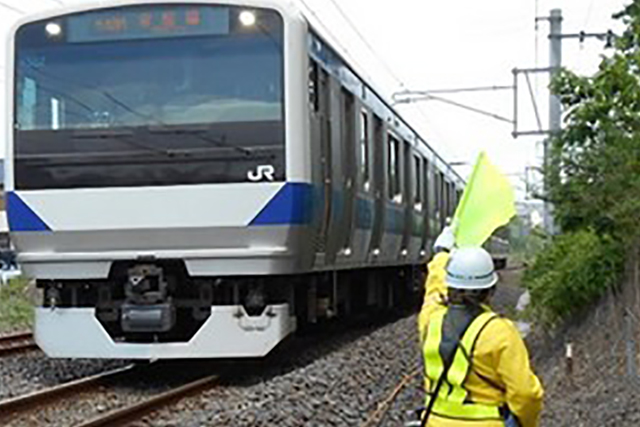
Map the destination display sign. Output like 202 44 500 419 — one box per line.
67 6 230 43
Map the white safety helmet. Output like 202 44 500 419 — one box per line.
446 247 498 290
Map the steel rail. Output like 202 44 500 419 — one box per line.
0 332 37 356
76 374 220 427
0 365 135 422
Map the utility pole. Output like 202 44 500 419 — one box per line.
545 8 563 233
548 9 563 134
392 7 613 234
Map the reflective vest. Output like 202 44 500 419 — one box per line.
423 308 502 422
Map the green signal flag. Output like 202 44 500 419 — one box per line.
453 152 516 247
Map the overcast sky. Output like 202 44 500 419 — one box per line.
0 0 630 198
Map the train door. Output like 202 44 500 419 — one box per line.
430 164 440 242
368 115 385 260
444 180 451 221
421 158 431 254
324 77 345 265
410 153 425 259
437 171 446 230
450 182 458 218
385 133 403 261
354 108 373 262
317 67 333 263
309 61 324 262
401 140 412 258
339 89 357 258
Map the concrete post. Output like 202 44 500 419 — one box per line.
545 9 563 233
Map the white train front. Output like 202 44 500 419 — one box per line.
5 0 464 359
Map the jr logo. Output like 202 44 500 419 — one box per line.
248 165 276 182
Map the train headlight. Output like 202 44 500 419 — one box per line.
239 10 256 27
45 22 62 37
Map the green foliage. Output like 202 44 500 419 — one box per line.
528 4 640 324
0 277 34 329
509 223 550 265
548 2 640 244
523 230 623 325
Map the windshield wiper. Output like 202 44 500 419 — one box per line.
71 129 174 157
145 125 252 157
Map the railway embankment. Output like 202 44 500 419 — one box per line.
530 290 640 427
526 258 640 427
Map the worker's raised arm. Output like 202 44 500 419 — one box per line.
417 225 455 340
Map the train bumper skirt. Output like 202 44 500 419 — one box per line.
34 305 295 359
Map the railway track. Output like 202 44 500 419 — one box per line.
77 374 219 427
0 365 136 424
0 332 37 356
0 362 220 427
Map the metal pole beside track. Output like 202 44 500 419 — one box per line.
546 9 563 234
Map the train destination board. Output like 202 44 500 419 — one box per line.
67 6 230 42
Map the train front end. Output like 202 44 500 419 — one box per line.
6 0 311 359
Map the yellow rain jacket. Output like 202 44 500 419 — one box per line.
418 253 543 427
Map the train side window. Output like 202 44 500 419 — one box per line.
341 88 356 178
413 154 422 211
360 110 370 191
448 182 455 216
308 60 319 112
439 173 447 222
423 158 431 215
403 140 411 205
443 179 449 218
387 134 401 202
434 170 442 223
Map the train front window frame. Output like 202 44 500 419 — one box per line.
13 5 285 190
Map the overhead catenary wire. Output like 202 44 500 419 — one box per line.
395 85 514 96
324 0 407 90
320 0 471 169
0 0 24 14
397 93 513 125
297 0 383 90
297 0 462 175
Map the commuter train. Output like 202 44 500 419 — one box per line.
6 0 467 359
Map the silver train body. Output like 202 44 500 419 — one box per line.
6 0 464 359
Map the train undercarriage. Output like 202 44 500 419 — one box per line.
35 261 423 359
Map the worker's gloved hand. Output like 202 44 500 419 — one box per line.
433 225 456 253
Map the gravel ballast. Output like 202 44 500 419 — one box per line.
148 314 425 427
0 267 527 427
144 268 526 427
0 352 128 401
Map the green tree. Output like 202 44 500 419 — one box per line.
521 4 640 322
549 1 640 245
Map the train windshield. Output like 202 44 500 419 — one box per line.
13 5 285 189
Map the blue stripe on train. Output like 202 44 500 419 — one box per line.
7 192 52 232
250 183 314 226
385 204 405 235
356 197 374 230
249 183 419 237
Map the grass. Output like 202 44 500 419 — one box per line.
0 277 34 330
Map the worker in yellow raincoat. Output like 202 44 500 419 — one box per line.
417 225 543 427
